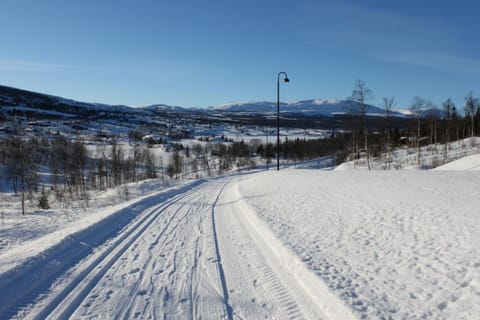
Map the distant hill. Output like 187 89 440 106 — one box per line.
209 99 408 117
2 84 444 121
142 104 188 113
1 84 449 135
0 85 144 120
396 107 446 119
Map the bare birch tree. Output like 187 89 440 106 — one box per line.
442 98 454 163
5 137 38 214
349 79 374 170
410 96 427 165
465 92 478 138
382 97 395 169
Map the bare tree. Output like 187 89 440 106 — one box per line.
143 148 157 179
451 105 460 141
202 144 212 177
465 92 478 138
97 145 108 191
167 149 183 179
70 140 88 197
110 141 124 187
5 137 38 215
382 97 395 169
410 96 427 165
50 136 70 194
132 143 142 182
349 79 374 170
442 98 455 163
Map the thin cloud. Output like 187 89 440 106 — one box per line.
293 1 460 57
379 51 480 75
336 2 457 51
0 59 102 73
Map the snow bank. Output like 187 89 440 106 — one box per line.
237 169 480 319
433 154 480 171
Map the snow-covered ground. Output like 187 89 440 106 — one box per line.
0 153 479 319
433 154 480 171
237 169 479 319
0 178 187 272
341 137 480 171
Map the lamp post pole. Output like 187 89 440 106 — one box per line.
277 72 289 171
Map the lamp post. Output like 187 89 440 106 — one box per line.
277 71 290 171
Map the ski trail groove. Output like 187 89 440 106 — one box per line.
116 200 201 319
210 182 234 320
33 187 200 320
0 180 206 319
66 181 227 319
2 175 358 319
214 180 357 319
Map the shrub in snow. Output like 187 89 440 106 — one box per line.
38 188 50 210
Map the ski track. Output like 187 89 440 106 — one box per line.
215 179 355 320
1 174 356 319
0 180 204 319
35 182 226 320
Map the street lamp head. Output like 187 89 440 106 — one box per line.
278 71 290 83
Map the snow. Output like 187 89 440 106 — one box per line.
0 105 76 118
208 99 407 117
311 99 340 105
433 154 480 171
338 137 480 170
0 179 191 273
1 155 479 319
237 170 480 319
215 179 355 319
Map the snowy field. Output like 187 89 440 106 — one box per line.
0 155 479 319
237 169 479 319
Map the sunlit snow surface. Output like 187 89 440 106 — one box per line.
238 169 480 319
0 156 479 319
433 154 480 171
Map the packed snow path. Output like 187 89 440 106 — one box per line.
1 175 354 319
4 168 477 319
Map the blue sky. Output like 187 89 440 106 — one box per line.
1 0 479 110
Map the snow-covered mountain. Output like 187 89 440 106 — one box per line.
4 84 455 140
0 84 147 121
396 107 446 118
2 84 451 121
209 99 408 117
142 104 188 113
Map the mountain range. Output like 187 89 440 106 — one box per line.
1 84 443 123
207 99 408 117
0 86 412 117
